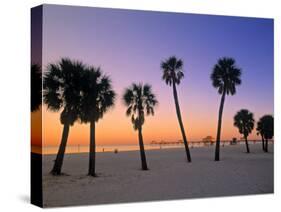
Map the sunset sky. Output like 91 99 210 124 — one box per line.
32 5 273 148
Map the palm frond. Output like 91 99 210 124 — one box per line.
123 83 158 130
257 115 274 139
43 58 86 125
233 109 255 137
79 66 116 123
211 57 242 96
161 56 184 86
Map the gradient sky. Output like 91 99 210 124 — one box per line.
35 4 273 147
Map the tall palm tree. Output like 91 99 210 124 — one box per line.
256 115 274 152
43 58 84 175
234 109 255 153
211 57 242 161
161 56 191 162
123 83 158 170
31 64 42 112
79 67 116 176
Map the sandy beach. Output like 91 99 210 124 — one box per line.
42 144 273 207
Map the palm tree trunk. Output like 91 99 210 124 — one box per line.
51 124 70 175
245 136 250 153
172 81 191 162
215 89 226 161
265 139 268 153
261 135 265 151
138 126 148 170
88 121 96 176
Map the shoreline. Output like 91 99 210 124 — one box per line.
35 140 273 155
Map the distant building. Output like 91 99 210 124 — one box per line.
202 136 214 142
202 136 214 145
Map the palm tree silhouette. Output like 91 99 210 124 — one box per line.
256 119 265 151
123 83 158 170
256 115 274 152
161 56 191 162
79 67 116 176
234 109 255 153
211 57 242 161
31 64 42 112
43 58 84 175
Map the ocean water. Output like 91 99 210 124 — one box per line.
40 144 187 155
32 140 267 155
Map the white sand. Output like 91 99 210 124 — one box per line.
42 144 273 207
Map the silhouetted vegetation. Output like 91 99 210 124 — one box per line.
256 115 274 152
123 83 158 170
211 57 242 161
161 56 191 162
234 109 255 153
44 58 84 175
256 119 265 151
79 66 116 176
31 64 42 112
41 55 273 176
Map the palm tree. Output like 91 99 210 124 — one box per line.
161 56 191 162
256 119 265 151
233 109 255 153
123 83 158 170
79 67 116 176
256 115 274 152
211 57 242 161
43 58 84 175
31 64 42 112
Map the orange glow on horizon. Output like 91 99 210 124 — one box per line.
31 107 42 147
39 100 260 148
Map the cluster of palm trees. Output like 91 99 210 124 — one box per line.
42 59 116 176
233 109 273 153
31 56 274 176
210 58 274 159
256 115 274 152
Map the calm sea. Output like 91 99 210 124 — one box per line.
36 144 186 155
32 140 267 155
